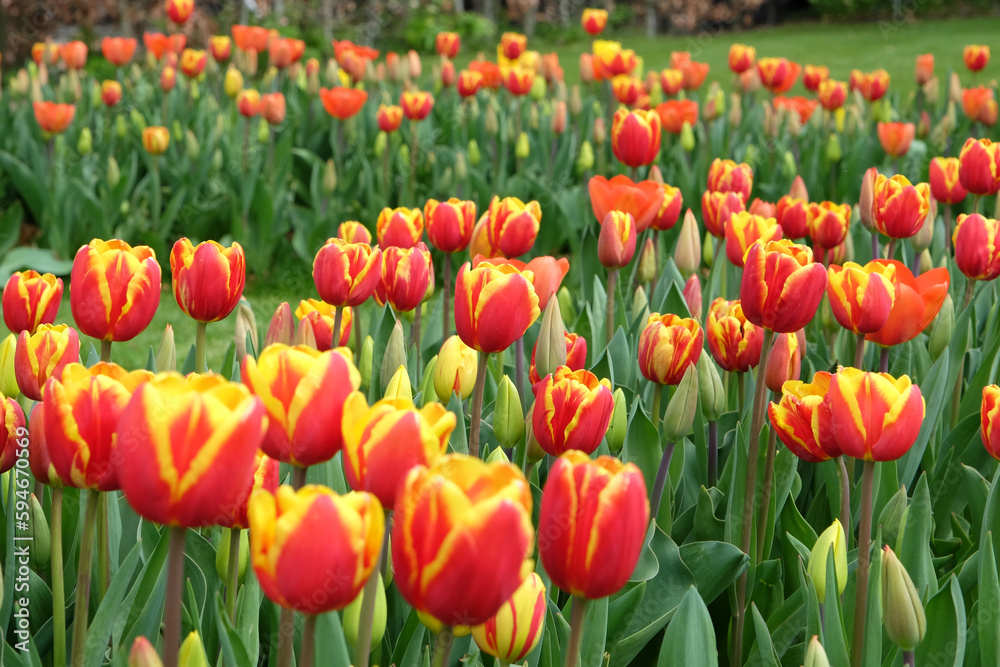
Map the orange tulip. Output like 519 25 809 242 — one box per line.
871 173 931 240
611 107 661 167
15 325 80 401
953 213 1000 281
865 260 949 347
2 271 63 335
802 64 829 92
454 262 540 353
377 206 424 248
268 38 304 69
707 298 763 373
728 44 756 74
539 452 648 599
469 60 502 89
101 37 137 66
319 87 368 120
233 26 272 54
817 79 847 111
71 239 161 343
638 313 702 385
261 92 286 125
170 238 245 323
963 86 998 125
915 53 934 85
401 90 434 120
825 368 924 461
959 138 1000 196
929 156 968 205
160 65 177 92
60 41 88 69
598 211 637 269
768 371 840 463
807 201 852 250
582 8 608 35
393 455 534 625
764 331 802 392
757 58 800 94
33 102 75 135
377 243 433 313
827 262 896 334
294 299 351 350
679 60 710 91
32 42 60 66
701 190 746 239
877 122 915 158
165 0 194 25
313 238 382 307
486 196 541 258
773 95 818 124
964 44 991 72
740 240 828 333
435 31 461 58
589 175 665 231
425 198 477 253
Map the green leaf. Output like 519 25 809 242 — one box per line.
979 535 1000 667
678 541 747 605
821 551 849 667
607 583 645 649
897 473 937 599
313 609 352 666
580 596 607 667
214 592 252 667
84 543 142 664
914 576 966 667
899 352 948 488
749 603 780 667
0 150 44 221
656 587 717 667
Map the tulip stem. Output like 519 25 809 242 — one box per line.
164 526 187 667
300 615 317 667
879 347 889 373
737 371 746 416
70 488 100 667
292 465 307 490
648 441 676 529
277 608 295 667
755 392 780 563
952 279 977 428
52 488 66 667
606 268 618 347
944 205 953 256
100 340 112 363
733 327 775 667
651 384 662 433
515 336 525 407
411 306 422 372
408 119 418 202
431 627 455 667
973 194 982 215
334 307 344 349
885 238 896 261
564 597 588 667
469 351 489 458
870 232 879 264
854 333 865 369
443 255 452 338
850 460 876 667
836 456 852 550
903 650 915 667
226 527 241 624
356 514 390 667
707 421 718 488
98 492 110 599
196 321 207 373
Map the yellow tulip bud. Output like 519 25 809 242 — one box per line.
807 519 848 600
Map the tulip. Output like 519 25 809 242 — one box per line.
914 53 934 85
313 238 382 307
728 43 756 74
179 49 207 78
33 101 75 135
143 32 182 60
209 36 232 62
377 243 433 313
15 324 80 401
434 335 478 401
598 211 637 269
101 37 137 66
707 158 754 201
807 201 852 250
638 313 703 385
160 66 177 92
817 79 847 111
866 259 949 346
740 240 828 334
2 270 63 335
981 385 1000 459
592 41 636 80
223 68 243 98
877 122 915 158
486 196 541 257
539 451 649 598
610 107 661 168
929 156 968 205
775 195 809 239
0 335 18 400
457 69 484 97
165 0 194 24
59 41 88 69
953 213 1000 281
532 366 613 456
768 370 840 462
610 75 642 106
375 104 403 133
530 328 586 386
471 572 546 662
260 92 285 125
338 221 372 244
425 198 477 253
588 175 665 231
962 86 998 125
764 332 801 393
377 206 424 249
656 99 698 135
249 485 383 614
807 520 848 599
725 212 782 267
964 44 991 72
757 57 800 94
101 80 122 107
142 126 170 155
477 256 569 313
0 395 25 474
294 299 352 350
170 238 245 323
706 298 763 373
319 87 369 120
701 190 746 239
504 68 535 97
400 90 434 121
581 8 608 35
435 31 461 58
455 261 540 354
393 454 534 625
958 137 1000 196
802 64 829 92
500 32 527 60
826 368 925 461
128 636 163 667
858 69 891 101
881 546 927 652
826 261 896 335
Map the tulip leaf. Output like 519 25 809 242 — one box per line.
678 541 747 605
214 591 252 667
607 328 632 388
120 527 171 650
980 465 1000 570
579 596 607 667
898 474 937 600
145 346 157 372
744 587 806 666
656 587 717 667
0 151 44 222
914 576 966 667
899 352 949 489
236 574 262 665
0 474 16 632
607 583 645 649
958 324 1000 421
979 536 1000 667
313 609 352 667
749 603 780 667
390 607 426 667
821 551 849 667
181 344 197 375
219 340 237 380
446 391 468 455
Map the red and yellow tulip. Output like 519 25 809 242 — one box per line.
964 44 991 72
740 240 828 334
817 79 847 111
377 243 433 313
929 156 968 205
472 572 546 662
165 0 194 24
802 64 829 92
312 238 382 307
2 270 63 335
218 451 279 529
582 9 608 35
776 195 809 239
728 44 756 74
529 331 587 386
725 212 782 267
981 385 1000 460
598 211 637 269
294 299 352 350
870 174 931 240
15 324 81 401
532 366 614 456
764 331 802 393
707 158 754 201
454 262 540 353
953 213 1000 281
338 221 372 245
425 198 477 254
376 104 403 133
757 57 800 94
827 262 896 334
702 190 746 239
807 201 852 250
958 138 1000 196
707 298 763 373
768 371 841 463
435 32 461 58
0 395 25 474
170 238 245 323
377 206 424 249
638 313 703 385
486 196 541 258
401 90 434 120
611 107 661 168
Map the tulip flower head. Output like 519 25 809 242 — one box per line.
757 57 801 94
180 48 207 78
929 156 968 205
656 99 699 134
376 104 403 133
101 80 123 107
964 44 991 72
101 37 137 66
981 385 1000 460
0 395 25 474
802 64 829 92
915 53 934 85
877 122 915 158
725 212 782 267
865 260 949 347
768 370 840 463
454 262 540 353
953 213 1000 281
434 335 479 401
165 0 194 25
400 90 434 121
728 44 756 74
958 138 1000 196
707 298 764 373
740 240 828 334
170 238 245 323
3 270 63 335
826 368 925 461
650 183 683 231
319 87 369 120
807 201 852 250
588 175 665 232
532 366 614 456
827 262 896 334
237 89 262 117
776 195 809 239
529 331 587 386
702 190 746 239
765 331 803 392
60 41 88 69
294 299 352 350
472 572 546 662
598 211 637 269
817 79 847 111
707 158 754 201
377 206 424 249
377 243 433 313
486 196 541 258
209 35 232 62
638 313 703 385
582 9 608 35
435 31 461 58
338 221 372 245
807 520 848 599
610 107 661 168
313 238 382 307
261 92 286 125
33 102 75 136
142 126 171 155
425 198 477 254
14 324 80 401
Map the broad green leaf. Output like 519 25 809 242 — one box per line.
656 587 717 667
979 535 1000 667
678 541 747 605
914 576 966 667
580 596 607 667
897 474 937 599
84 543 142 664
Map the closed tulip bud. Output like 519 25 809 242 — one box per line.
234 299 258 361
116 115 127 138
211 149 223 172
170 238 245 323
632 287 649 326
675 209 702 277
485 104 499 135
263 303 293 348
636 238 657 285
105 156 121 188
434 335 477 402
0 335 17 399
928 293 954 361
515 131 530 159
765 331 802 392
223 68 243 98
472 572 546 663
556 287 576 326
77 127 92 155
384 365 412 402
697 354 725 421
468 139 482 165
826 132 842 162
380 321 407 391
323 159 338 194
153 324 175 372
728 93 743 126
662 364 698 441
128 637 164 667
680 120 695 151
255 117 269 143
575 140 594 174
25 495 50 567
359 336 374 392
343 572 387 650
804 636 831 667
598 210 637 268
495 376 524 448
882 546 926 651
683 274 702 319
373 130 387 157
534 298 567 382
807 519 848 599
215 529 249 586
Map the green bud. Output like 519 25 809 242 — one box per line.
0 334 19 399
530 76 546 101
172 120 183 142
807 519 848 600
380 321 407 392
178 632 208 667
467 139 482 166
212 149 223 172
120 201 130 216
515 132 530 159
803 636 831 667
359 336 374 393
637 237 656 285
743 144 758 167
374 130 388 158
878 486 907 549
661 365 698 442
675 209 702 277
116 115 128 139
417 355 438 406
928 293 954 361
77 127 92 155
702 231 715 269
323 159 338 194
343 574 387 650
261 66 278 90
29 495 51 569
257 118 270 144
156 324 176 373
452 153 467 183
525 414 545 463
214 530 249 586
631 286 648 325
494 375 524 448
107 156 121 188
605 388 627 453
591 100 603 116
575 140 595 175
439 166 453 191
556 286 576 325
826 132 842 162
534 297 566 381
399 144 410 169
189 79 200 101
697 354 725 422
782 150 796 178
881 546 926 651
485 104 499 135
383 364 412 402
680 121 695 152
185 129 199 159
486 446 511 465
234 298 258 362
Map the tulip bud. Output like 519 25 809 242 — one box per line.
486 446 510 464
128 637 164 667
323 159 337 194
919 248 932 274
359 335 374 392
514 132 530 159
632 286 649 325
234 298 258 361
374 130 387 158
949 71 962 105
211 149 223 172
116 115 128 139
293 318 317 349
662 364 698 442
859 166 878 230
214 530 249 586
399 144 410 168
384 365 413 401
178 632 208 667
882 546 927 651
605 388 627 453
107 156 121 188
928 293 954 361
525 414 546 463
343 573 387 650
743 143 759 167
575 140 594 175
569 85 583 116
789 175 808 201
380 321 407 391
77 127 92 155
534 298 567 380
825 132 842 162
675 209 702 277
697 354 725 422
680 121 695 152
807 519 848 599
224 68 243 97
494 375 523 448
185 129 199 159
804 636 830 667
156 324 176 373
172 120 183 142
557 286 576 325
264 302 293 347
256 118 270 144
683 274 702 320
765 332 801 392
728 93 742 126
782 150 796 178
454 151 467 181
592 117 606 145
909 212 934 254
467 139 482 166
0 334 18 399
26 495 50 568
485 104 499 135
637 238 657 285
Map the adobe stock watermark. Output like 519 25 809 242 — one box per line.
11 425 33 654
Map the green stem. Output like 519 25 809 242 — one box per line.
732 327 776 667
515 335 525 410
226 528 240 624
564 597 588 667
412 305 422 372
97 492 109 599
196 321 207 373
100 340 112 363
850 460 876 667
431 627 455 667
469 351 489 458
277 607 295 667
854 332 865 370
51 488 66 667
755 391 780 563
70 489 100 667
443 254 452 339
606 268 617 347
355 511 390 667
707 422 718 488
300 614 317 667
836 456 852 551
163 527 187 667
737 370 746 416
292 465 307 490
953 279 977 428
